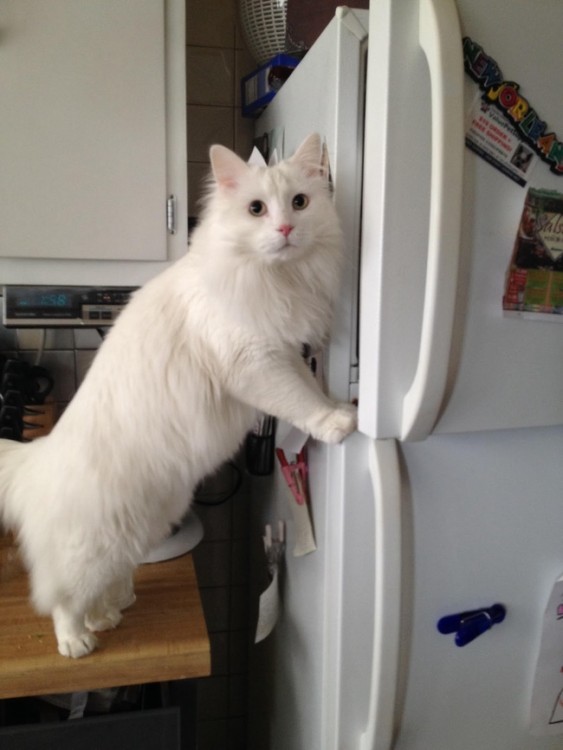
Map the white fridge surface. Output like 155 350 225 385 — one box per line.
256 7 368 407
248 2 563 749
396 425 563 750
360 0 563 439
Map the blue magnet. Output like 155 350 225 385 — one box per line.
437 604 506 646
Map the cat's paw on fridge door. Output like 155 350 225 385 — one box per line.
311 403 357 444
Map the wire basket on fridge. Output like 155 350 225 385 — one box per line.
239 0 288 65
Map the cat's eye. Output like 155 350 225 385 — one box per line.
249 200 267 216
292 193 309 210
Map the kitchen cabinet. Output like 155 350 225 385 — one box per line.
0 0 187 286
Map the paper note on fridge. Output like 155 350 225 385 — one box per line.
255 569 280 643
530 573 563 734
276 420 309 455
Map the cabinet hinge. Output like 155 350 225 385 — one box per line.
350 362 359 384
166 195 176 235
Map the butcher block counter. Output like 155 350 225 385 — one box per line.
0 535 211 699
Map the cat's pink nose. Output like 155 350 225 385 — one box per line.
278 224 294 238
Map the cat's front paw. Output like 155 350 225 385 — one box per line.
312 403 357 444
57 632 98 659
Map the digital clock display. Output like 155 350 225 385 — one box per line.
17 292 72 309
3 285 137 327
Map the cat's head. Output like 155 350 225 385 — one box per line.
203 134 340 265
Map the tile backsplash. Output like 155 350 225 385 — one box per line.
186 0 255 218
0 321 102 410
186 3 255 742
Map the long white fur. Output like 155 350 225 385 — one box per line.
0 133 356 658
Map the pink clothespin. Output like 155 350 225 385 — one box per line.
276 448 308 505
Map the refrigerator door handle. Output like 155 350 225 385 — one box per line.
400 0 464 441
360 439 402 750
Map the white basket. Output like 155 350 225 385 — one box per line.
239 0 288 65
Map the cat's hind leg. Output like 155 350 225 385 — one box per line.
110 571 136 611
84 599 123 633
53 603 98 658
29 565 98 657
84 571 136 633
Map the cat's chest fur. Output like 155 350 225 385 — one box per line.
189 230 338 351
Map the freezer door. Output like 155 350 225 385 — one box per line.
256 8 368 404
359 0 563 440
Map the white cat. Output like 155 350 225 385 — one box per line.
0 133 356 658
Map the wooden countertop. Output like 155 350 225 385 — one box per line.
0 536 211 699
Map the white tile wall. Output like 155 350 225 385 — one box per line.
0 322 104 405
75 349 97 387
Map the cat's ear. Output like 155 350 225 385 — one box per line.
210 145 249 189
289 133 328 179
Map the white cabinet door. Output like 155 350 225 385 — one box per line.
0 0 182 266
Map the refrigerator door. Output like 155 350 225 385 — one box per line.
249 433 400 750
248 439 343 750
395 426 563 750
359 0 563 440
249 13 372 749
358 440 402 750
255 8 368 404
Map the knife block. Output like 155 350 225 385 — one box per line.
23 399 56 440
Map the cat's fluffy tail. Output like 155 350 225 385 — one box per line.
0 438 28 530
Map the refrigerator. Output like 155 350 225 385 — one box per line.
248 2 563 749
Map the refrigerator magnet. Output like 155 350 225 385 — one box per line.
464 37 563 179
